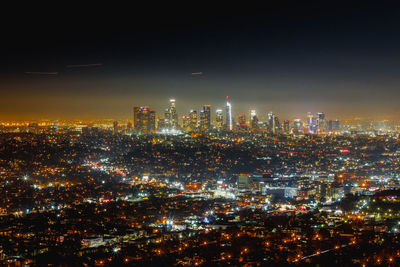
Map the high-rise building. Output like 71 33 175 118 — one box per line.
164 108 171 127
169 99 179 129
157 117 166 131
215 109 223 131
182 115 191 131
189 109 198 131
307 112 314 134
317 112 326 133
225 96 233 131
250 109 259 129
200 105 211 131
237 114 247 132
283 120 290 133
238 174 251 190
326 120 333 132
133 106 156 134
293 119 303 133
238 114 246 125
273 116 280 134
268 112 274 132
333 119 340 132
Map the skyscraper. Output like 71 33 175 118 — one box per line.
157 116 166 131
182 115 191 131
189 109 198 131
238 114 246 125
283 120 290 133
307 112 314 134
250 109 259 129
169 99 178 130
164 108 171 128
333 120 340 132
273 116 280 134
200 105 211 131
215 109 223 131
317 112 326 133
293 119 303 133
326 120 333 132
133 106 156 134
225 96 233 131
268 112 274 132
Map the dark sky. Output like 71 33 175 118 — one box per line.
1 3 400 121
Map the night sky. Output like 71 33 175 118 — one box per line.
1 4 400 120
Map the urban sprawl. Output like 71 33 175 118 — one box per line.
1 98 400 266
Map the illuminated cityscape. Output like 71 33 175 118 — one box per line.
2 3 400 266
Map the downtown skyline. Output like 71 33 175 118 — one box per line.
0 93 397 122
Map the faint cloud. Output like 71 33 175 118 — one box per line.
24 72 58 75
66 63 104 68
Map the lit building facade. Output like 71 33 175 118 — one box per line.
200 105 211 131
133 106 156 134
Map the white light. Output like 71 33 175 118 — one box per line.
227 101 232 131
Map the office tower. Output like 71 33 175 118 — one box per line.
133 106 156 134
293 119 303 133
216 109 224 131
237 114 247 132
182 115 191 131
200 105 211 131
164 108 171 127
225 96 233 131
169 99 179 129
189 109 198 131
250 109 259 129
249 110 256 123
317 112 326 133
273 116 280 134
268 112 274 132
238 174 251 190
238 114 246 125
157 117 166 131
283 120 290 133
333 119 340 131
326 120 333 132
307 112 314 133
149 110 156 133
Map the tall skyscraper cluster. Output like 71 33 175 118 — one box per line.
303 112 340 134
132 98 340 135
